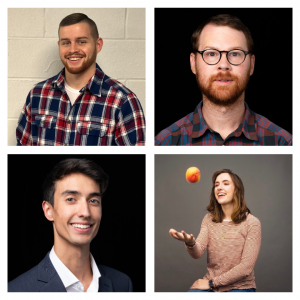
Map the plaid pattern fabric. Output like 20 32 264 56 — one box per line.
16 64 145 146
155 101 292 146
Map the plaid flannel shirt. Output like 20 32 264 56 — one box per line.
16 64 145 146
155 101 292 146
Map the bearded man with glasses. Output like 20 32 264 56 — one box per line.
155 14 292 146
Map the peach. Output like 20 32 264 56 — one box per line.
186 167 201 183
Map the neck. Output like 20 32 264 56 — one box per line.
221 203 234 220
53 238 92 285
202 95 245 140
65 63 96 90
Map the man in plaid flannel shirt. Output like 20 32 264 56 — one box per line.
16 13 145 146
155 14 292 146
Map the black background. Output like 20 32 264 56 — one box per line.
155 8 292 136
8 154 145 292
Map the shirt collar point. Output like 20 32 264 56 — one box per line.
242 128 258 141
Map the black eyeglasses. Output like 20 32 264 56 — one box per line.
197 49 250 66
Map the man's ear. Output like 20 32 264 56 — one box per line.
42 201 54 222
190 53 196 75
250 54 255 76
96 37 103 54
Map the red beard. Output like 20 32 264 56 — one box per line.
62 49 97 75
196 70 251 106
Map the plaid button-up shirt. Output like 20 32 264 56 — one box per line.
16 64 145 146
155 101 292 146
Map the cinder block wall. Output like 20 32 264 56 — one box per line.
8 8 145 146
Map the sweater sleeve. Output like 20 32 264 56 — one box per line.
212 217 261 287
186 214 209 259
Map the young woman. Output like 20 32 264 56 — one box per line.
169 169 261 292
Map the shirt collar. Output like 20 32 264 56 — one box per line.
51 63 105 97
49 246 101 290
191 101 258 141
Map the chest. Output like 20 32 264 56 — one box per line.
208 223 247 248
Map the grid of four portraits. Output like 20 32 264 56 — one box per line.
7 8 292 293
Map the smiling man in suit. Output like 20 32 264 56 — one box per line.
8 158 132 292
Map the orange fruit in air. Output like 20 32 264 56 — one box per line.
186 167 201 183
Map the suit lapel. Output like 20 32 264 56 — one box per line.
37 252 66 292
98 275 113 292
36 253 113 292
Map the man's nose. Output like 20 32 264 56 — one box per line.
77 201 91 218
217 52 231 70
70 42 79 53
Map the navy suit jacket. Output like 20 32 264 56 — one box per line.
8 252 133 292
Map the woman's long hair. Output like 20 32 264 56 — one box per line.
207 169 250 224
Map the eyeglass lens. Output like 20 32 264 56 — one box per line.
203 50 245 65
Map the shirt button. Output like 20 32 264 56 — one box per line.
64 143 67 146
89 127 93 131
67 120 71 124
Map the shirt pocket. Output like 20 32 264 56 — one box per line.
34 114 57 145
35 114 57 129
76 121 107 137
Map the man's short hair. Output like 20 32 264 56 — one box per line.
191 14 254 54
58 13 99 41
43 158 109 206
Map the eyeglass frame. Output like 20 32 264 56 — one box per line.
197 49 251 66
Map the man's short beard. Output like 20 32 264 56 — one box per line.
62 48 97 75
196 69 251 107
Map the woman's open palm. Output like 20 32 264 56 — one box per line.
169 228 195 245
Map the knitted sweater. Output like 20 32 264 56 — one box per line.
186 213 261 292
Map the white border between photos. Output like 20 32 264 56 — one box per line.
2 1 299 300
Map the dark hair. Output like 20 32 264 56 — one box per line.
43 158 109 206
58 13 99 41
207 169 250 224
191 14 254 54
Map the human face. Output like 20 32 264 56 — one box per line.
190 24 255 106
214 173 235 206
58 22 103 75
43 173 102 248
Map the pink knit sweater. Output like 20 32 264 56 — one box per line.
186 213 261 292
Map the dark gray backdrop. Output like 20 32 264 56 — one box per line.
155 155 292 292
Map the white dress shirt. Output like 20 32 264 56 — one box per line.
49 246 101 292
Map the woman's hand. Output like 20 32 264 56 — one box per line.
190 279 210 290
169 228 195 245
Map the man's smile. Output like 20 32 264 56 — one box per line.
214 79 234 86
66 55 84 64
70 222 95 233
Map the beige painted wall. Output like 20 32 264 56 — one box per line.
8 8 145 146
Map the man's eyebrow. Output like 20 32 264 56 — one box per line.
89 192 101 198
61 190 81 196
204 46 243 50
60 37 89 41
61 190 101 198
